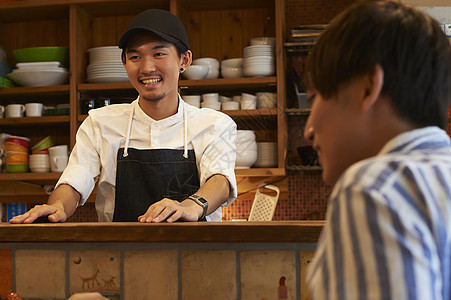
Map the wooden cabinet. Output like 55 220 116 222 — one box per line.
0 0 287 201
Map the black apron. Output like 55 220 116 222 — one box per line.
113 148 201 222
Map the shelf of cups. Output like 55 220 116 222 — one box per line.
0 115 70 126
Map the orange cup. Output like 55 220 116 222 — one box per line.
5 152 29 164
4 141 28 153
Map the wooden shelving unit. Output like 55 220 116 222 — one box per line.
0 0 288 203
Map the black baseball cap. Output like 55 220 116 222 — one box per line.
118 9 189 52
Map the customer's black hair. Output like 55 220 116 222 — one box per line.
305 0 451 129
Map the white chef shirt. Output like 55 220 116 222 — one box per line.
56 96 237 222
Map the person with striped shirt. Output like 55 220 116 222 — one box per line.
303 0 451 299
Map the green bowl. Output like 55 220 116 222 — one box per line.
13 47 69 66
31 136 54 151
6 163 29 173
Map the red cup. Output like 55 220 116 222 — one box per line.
6 136 30 148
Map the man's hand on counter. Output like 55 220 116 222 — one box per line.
138 198 203 223
9 203 67 224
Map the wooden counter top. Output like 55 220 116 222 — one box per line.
0 221 324 243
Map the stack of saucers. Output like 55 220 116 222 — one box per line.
254 142 278 168
243 45 275 77
86 46 128 83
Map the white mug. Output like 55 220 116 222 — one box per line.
0 105 4 118
6 104 25 118
50 156 68 172
48 145 68 172
25 103 43 117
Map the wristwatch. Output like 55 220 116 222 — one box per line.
188 194 209 219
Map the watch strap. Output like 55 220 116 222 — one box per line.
188 195 209 219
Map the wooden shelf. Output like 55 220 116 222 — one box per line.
179 77 277 91
78 81 133 91
178 0 274 11
0 170 283 181
286 165 321 171
235 168 285 177
0 172 62 181
286 108 311 115
77 77 277 92
78 108 277 122
0 115 70 126
0 85 70 96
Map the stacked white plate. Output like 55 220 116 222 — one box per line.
8 61 69 87
86 46 128 83
243 45 275 77
254 142 278 167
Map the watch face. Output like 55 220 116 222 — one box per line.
190 195 208 207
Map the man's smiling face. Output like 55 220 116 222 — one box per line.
123 31 184 103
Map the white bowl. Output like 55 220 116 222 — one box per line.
16 61 61 70
8 69 69 87
30 167 50 173
256 92 277 108
205 67 220 79
219 95 232 103
183 95 201 108
221 101 240 110
237 140 257 152
235 150 257 169
183 95 201 101
201 102 221 110
221 67 242 79
193 58 220 70
183 65 209 80
241 100 257 110
202 93 219 102
236 130 256 144
221 58 243 68
241 92 257 102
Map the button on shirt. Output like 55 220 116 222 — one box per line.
56 97 237 222
307 126 451 300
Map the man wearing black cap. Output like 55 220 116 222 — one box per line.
11 9 237 224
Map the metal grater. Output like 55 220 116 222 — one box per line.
248 185 280 221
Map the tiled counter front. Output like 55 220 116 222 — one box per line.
0 222 322 300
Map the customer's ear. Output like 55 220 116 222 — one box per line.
361 64 384 112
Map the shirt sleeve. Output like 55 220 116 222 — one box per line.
55 115 101 205
198 114 237 207
307 179 441 300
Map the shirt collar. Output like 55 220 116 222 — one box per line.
377 126 451 155
132 95 184 127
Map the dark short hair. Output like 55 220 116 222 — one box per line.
305 0 451 129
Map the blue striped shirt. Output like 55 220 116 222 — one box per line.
307 126 451 300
